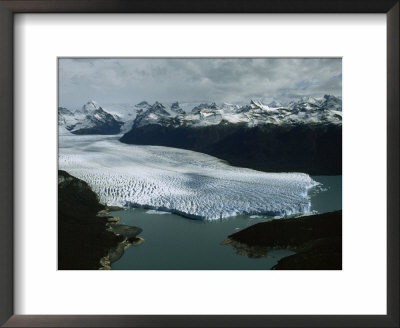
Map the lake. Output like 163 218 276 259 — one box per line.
111 175 341 270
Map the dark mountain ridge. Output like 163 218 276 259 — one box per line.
120 122 342 175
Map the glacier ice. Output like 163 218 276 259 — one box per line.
59 135 319 220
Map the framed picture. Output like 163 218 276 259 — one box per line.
0 0 398 327
58 56 343 272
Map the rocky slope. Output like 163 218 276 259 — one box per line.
121 123 341 175
58 170 142 269
223 210 342 270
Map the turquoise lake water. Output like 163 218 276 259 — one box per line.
111 175 341 270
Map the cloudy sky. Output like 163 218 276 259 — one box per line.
58 58 341 108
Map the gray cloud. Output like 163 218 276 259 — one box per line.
58 58 341 108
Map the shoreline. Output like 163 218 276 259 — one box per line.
106 201 317 222
58 170 143 270
223 210 342 270
97 208 144 270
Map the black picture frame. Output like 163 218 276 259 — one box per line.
0 0 398 327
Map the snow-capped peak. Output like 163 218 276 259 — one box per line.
59 101 123 134
82 100 101 112
170 102 185 115
152 101 167 111
267 100 283 108
191 102 219 113
300 96 318 104
250 99 271 111
321 94 342 111
135 101 152 111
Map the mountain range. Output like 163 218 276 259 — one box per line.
59 96 342 174
130 95 342 129
59 95 342 134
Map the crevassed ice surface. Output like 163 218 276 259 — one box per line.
59 135 318 220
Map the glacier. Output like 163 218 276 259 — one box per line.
59 135 319 220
